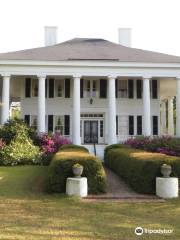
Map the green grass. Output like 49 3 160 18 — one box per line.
0 166 179 239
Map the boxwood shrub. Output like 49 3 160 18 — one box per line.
59 144 89 153
104 144 180 194
47 147 107 194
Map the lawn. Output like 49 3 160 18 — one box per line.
0 166 179 239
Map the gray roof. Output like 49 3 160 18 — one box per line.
0 38 180 63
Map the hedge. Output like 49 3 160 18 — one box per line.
59 144 89 153
104 144 180 194
48 146 107 194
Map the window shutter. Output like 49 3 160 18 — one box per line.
45 78 47 98
136 79 142 99
137 116 142 135
24 115 30 126
152 80 158 99
65 79 70 98
116 115 118 135
25 78 31 98
115 79 118 98
100 79 107 98
49 79 54 98
128 79 134 98
64 115 70 135
48 115 53 132
153 116 158 135
129 115 134 135
80 79 84 98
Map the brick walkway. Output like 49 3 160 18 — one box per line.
85 167 163 202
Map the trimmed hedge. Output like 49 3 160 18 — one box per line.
48 147 107 194
104 144 180 194
59 144 89 153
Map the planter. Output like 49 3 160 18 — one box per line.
161 164 172 178
72 164 83 178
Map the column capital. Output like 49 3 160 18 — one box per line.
37 74 46 79
1 73 11 78
142 75 152 80
107 75 117 80
73 74 82 79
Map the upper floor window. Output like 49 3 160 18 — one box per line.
32 79 38 97
84 80 98 98
55 80 64 97
117 80 128 98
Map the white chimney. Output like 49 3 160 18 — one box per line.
44 26 58 46
118 28 131 47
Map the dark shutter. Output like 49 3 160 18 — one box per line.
153 116 158 135
64 115 70 135
65 79 70 98
136 79 142 99
116 115 118 135
115 79 118 98
137 116 142 135
45 78 47 98
25 78 31 98
129 116 134 135
24 115 30 126
48 115 53 132
80 79 84 98
100 79 107 98
128 79 134 98
49 79 54 98
152 80 158 99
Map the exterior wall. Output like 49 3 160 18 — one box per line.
19 77 160 143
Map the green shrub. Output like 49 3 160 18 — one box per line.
0 118 36 145
59 144 89 153
48 149 107 194
1 132 41 166
104 144 180 194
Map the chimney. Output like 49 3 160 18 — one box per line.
118 28 131 47
44 26 58 46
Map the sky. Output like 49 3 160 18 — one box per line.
0 0 180 56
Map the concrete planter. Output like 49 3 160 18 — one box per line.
72 164 83 178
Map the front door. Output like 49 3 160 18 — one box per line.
84 120 98 143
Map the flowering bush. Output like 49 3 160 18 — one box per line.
124 136 180 157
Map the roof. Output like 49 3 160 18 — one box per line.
0 38 180 63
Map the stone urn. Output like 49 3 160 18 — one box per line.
72 163 83 178
161 164 172 178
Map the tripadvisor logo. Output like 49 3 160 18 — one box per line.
135 227 143 236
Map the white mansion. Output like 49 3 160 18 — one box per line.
0 27 179 155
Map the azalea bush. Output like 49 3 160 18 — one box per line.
124 136 180 157
36 132 71 165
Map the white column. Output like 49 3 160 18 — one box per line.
143 77 151 136
161 100 167 134
176 77 180 137
38 75 46 133
108 76 117 145
168 97 174 135
1 75 10 124
73 75 81 145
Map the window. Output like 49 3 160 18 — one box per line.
92 80 97 97
117 80 128 98
32 79 38 97
85 80 91 97
55 80 64 97
129 115 134 135
31 115 37 130
100 120 104 137
55 116 64 134
137 116 142 135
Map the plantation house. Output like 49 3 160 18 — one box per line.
0 27 179 156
